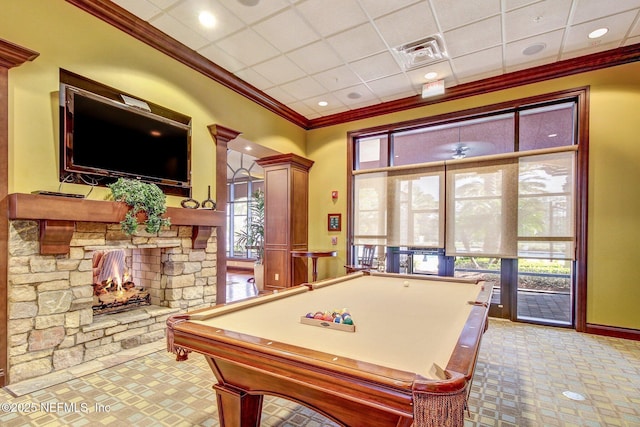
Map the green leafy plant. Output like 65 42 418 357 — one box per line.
236 189 264 264
108 178 171 235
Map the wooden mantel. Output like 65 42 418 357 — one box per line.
7 193 225 254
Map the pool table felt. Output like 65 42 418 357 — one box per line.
190 274 486 379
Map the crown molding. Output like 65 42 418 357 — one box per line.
308 43 640 129
65 0 309 128
65 1 640 131
0 38 39 69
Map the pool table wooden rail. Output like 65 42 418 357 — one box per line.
166 273 491 426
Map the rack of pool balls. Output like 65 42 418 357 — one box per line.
300 309 355 332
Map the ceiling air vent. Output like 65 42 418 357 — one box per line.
393 35 447 70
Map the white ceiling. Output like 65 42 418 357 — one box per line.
111 0 640 120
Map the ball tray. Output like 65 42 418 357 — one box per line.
299 316 356 332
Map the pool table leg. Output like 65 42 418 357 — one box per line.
214 383 263 427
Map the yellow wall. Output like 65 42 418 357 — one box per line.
1 0 305 206
307 62 640 330
3 1 640 330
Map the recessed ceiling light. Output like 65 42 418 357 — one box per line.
198 11 216 28
245 146 252 151
588 28 608 39
522 43 546 56
424 71 438 80
548 133 557 138
318 101 328 107
347 92 362 100
238 0 260 6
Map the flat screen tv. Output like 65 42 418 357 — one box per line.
60 84 192 196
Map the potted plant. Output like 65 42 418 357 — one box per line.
108 178 171 235
236 189 265 289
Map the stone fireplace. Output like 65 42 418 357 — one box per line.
5 193 224 385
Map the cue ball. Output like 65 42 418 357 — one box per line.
403 280 410 287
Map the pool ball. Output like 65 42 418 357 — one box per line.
305 312 315 319
342 317 354 325
403 280 410 287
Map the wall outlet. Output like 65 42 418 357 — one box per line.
275 273 279 281
331 237 338 245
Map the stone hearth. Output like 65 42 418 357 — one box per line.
7 219 217 384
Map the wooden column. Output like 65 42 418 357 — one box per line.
0 38 39 387
208 125 241 304
257 154 313 289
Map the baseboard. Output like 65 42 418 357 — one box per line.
585 323 640 341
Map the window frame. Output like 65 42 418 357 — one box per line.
347 87 589 331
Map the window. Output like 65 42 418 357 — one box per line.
226 151 264 259
349 90 585 327
351 98 577 258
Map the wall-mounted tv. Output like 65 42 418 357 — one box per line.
60 72 192 197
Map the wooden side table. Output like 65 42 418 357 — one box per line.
290 250 337 282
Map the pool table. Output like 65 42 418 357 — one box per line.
167 272 492 427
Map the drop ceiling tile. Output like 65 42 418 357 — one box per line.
300 93 346 114
148 0 180 9
444 16 502 58
505 0 572 42
251 55 306 86
198 43 247 72
373 2 439 48
280 76 328 100
451 46 503 80
379 90 419 103
632 19 640 37
505 55 557 73
560 40 623 59
571 0 640 25
405 61 455 87
112 0 162 20
346 98 380 111
313 66 363 91
456 67 504 85
430 0 501 31
252 8 319 53
149 13 210 50
286 101 319 118
357 0 423 19
215 28 280 66
504 0 542 12
296 0 368 37
264 86 298 104
564 10 637 52
366 73 415 98
286 41 344 74
333 84 378 106
626 35 640 45
217 0 290 25
234 67 275 90
167 0 245 42
504 29 564 67
326 23 387 62
349 52 403 82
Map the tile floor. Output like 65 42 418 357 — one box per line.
0 319 639 426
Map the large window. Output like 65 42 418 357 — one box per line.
349 91 585 327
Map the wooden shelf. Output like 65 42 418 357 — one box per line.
7 193 224 254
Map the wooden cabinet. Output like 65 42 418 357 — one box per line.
257 154 313 289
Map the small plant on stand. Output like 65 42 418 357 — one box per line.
108 178 171 235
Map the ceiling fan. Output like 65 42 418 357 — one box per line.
452 145 469 159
